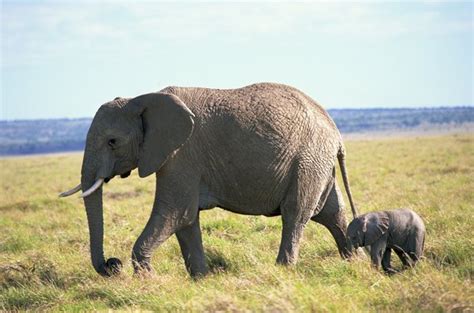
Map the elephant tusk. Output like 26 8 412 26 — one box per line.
59 184 82 197
80 178 104 198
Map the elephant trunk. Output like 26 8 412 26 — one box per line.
81 170 122 276
82 177 105 273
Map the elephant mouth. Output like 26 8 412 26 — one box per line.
104 170 132 183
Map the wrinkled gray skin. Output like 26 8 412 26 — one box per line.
347 209 425 274
79 83 358 277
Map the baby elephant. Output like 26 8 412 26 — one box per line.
347 209 425 274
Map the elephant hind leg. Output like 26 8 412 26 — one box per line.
276 161 333 265
393 246 414 268
407 230 425 264
311 181 351 259
311 213 350 259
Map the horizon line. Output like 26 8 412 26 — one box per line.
1 105 473 122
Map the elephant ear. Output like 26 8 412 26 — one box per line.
130 92 195 178
362 213 389 246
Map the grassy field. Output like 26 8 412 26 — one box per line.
1 134 473 312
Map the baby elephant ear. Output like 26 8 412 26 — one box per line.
363 213 390 246
130 92 195 178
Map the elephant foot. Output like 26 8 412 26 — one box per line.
383 267 399 276
190 268 209 280
98 257 122 277
132 258 155 277
186 261 209 279
347 248 368 261
275 251 298 266
339 247 353 260
134 268 156 279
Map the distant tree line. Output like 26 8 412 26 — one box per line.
328 107 474 133
1 107 472 156
0 119 89 155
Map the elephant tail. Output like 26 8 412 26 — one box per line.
337 145 358 218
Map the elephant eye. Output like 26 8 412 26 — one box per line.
108 138 117 149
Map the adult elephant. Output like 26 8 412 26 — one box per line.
60 83 358 277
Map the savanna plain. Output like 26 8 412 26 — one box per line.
1 134 472 312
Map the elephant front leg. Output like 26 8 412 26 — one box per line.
381 248 398 275
131 208 180 274
369 239 387 270
132 174 200 275
176 214 208 278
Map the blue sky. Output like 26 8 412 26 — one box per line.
1 1 473 120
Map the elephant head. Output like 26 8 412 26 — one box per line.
59 93 195 276
347 213 389 250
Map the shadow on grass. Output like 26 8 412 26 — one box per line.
205 248 232 274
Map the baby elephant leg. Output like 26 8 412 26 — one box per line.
370 238 388 270
381 248 398 275
393 246 414 268
394 239 422 270
407 229 425 266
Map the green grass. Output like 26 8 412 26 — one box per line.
1 134 473 311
